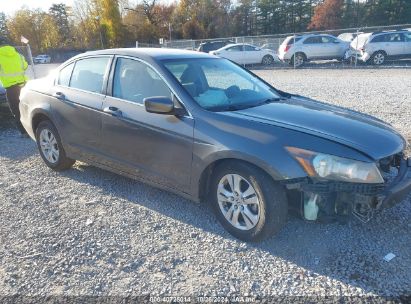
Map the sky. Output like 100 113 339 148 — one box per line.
1 0 74 15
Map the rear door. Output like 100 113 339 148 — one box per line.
101 56 194 192
243 45 262 64
51 56 112 158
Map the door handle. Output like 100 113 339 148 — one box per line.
103 106 122 117
53 92 65 100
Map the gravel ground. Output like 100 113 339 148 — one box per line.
0 68 410 300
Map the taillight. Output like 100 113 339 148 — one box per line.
284 45 291 52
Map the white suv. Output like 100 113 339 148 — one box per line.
278 34 350 67
351 30 411 65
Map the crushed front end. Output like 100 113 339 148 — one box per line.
284 152 411 223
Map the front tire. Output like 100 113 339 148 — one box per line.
290 53 305 67
35 120 75 171
210 161 287 242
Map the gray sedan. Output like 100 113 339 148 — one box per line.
19 48 411 241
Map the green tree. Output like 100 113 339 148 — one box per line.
99 0 124 47
49 3 71 46
0 12 10 41
7 9 60 53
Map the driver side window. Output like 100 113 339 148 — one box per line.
112 58 172 104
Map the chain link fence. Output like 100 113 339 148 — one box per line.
164 24 411 69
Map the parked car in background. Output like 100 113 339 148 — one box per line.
210 43 278 65
0 83 6 103
260 42 278 52
34 54 51 64
197 40 234 53
338 32 363 42
350 30 411 65
278 34 350 67
19 48 411 241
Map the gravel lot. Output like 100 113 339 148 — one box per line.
0 67 410 300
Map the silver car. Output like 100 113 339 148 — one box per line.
278 34 350 67
351 30 411 65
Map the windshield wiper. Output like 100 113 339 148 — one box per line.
260 97 282 104
210 98 283 112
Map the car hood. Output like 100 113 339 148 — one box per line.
223 96 406 160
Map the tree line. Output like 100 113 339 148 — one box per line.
0 0 410 54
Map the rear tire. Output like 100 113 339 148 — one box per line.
209 161 287 242
369 51 386 65
35 120 75 171
261 55 274 66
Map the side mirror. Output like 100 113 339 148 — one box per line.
144 96 175 114
333 40 340 44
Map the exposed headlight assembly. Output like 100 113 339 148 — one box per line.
286 147 384 184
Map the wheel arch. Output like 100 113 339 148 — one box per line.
31 110 53 133
198 157 280 203
374 50 387 56
294 51 307 59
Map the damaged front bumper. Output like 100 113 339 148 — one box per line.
377 158 411 208
285 157 411 223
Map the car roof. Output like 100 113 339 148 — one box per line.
370 30 409 36
72 48 214 61
284 33 334 40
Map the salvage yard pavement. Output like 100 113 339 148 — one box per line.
0 69 410 299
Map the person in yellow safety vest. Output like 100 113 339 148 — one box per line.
0 37 29 135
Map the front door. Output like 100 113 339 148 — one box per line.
222 45 244 64
385 33 405 57
101 57 194 193
243 45 261 64
320 36 343 58
402 32 411 57
302 36 323 59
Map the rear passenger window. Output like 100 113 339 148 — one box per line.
57 63 74 86
389 33 404 42
112 58 172 104
70 57 110 93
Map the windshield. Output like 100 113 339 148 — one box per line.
162 58 281 112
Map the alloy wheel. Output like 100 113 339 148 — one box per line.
262 55 273 65
373 53 385 65
39 129 60 164
294 54 304 67
217 174 261 231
